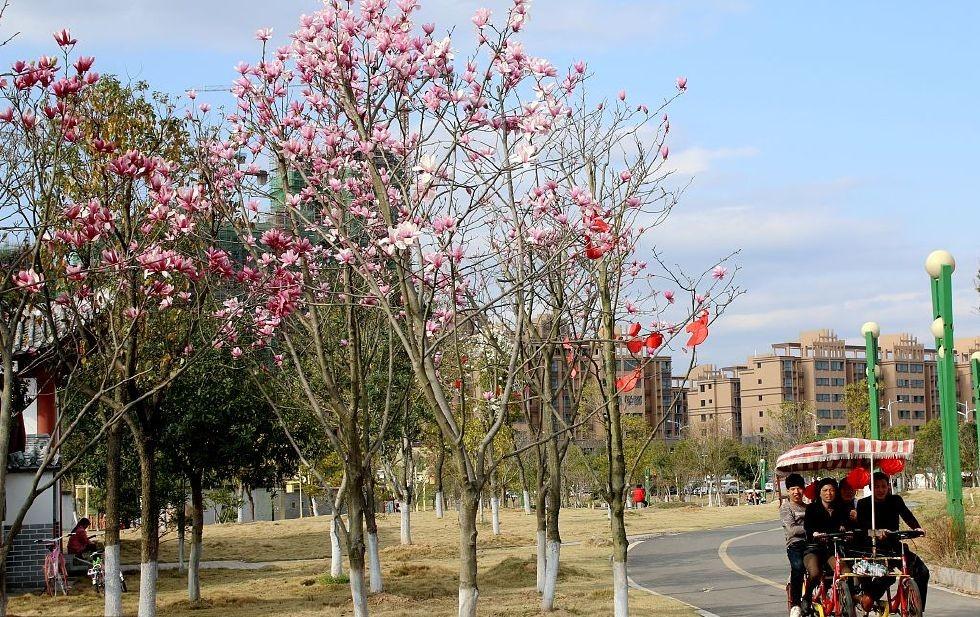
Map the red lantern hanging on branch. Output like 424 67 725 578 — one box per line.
625 338 644 354
615 367 641 392
879 459 904 475
685 310 710 348
628 322 642 337
846 466 871 490
804 482 817 501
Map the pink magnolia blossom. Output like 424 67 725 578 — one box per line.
13 269 43 293
618 90 626 101
53 29 77 47
660 145 669 159
472 8 492 28
619 170 632 183
676 76 687 90
711 265 728 280
255 28 273 42
663 290 675 304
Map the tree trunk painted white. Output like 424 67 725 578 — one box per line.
188 541 201 602
612 560 628 617
541 540 561 611
523 490 531 515
311 495 320 516
435 490 445 519
490 497 501 536
606 503 611 519
237 485 246 523
349 567 368 617
330 515 344 578
367 531 383 593
478 497 485 523
535 529 546 593
458 587 479 617
177 531 185 573
104 543 123 617
399 500 412 545
138 561 158 617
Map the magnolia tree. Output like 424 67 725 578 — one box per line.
196 1 736 615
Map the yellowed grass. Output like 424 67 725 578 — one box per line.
904 487 980 573
12 501 777 617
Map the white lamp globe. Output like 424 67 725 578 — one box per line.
972 351 980 363
924 250 955 278
930 317 945 339
860 322 880 338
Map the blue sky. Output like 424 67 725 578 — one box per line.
4 1 978 366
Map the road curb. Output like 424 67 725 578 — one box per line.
930 564 980 596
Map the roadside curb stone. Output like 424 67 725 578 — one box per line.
930 564 980 596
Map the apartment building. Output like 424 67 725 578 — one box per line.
686 364 744 439
954 336 980 416
737 329 979 442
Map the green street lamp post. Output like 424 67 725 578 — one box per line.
861 322 882 439
972 352 980 475
925 250 966 542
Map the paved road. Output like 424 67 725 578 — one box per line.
629 520 980 617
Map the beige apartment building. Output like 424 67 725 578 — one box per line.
686 364 744 439
735 329 979 443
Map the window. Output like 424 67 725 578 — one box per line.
783 378 794 388
911 364 924 373
896 394 911 403
833 410 845 419
758 395 763 401
708 399 713 404
700 400 705 407
831 361 845 371
818 425 832 434
816 394 832 402
783 360 794 370
701 414 707 421
708 383 713 390
816 377 830 386
896 363 909 373
759 411 764 417
701 429 707 436
899 410 911 419
815 361 830 370
912 379 925 388
914 410 925 419
758 379 762 385
817 409 832 419
759 427 764 433
896 379 910 388
700 384 705 393
756 362 762 369
832 394 844 402
913 395 925 404
832 378 845 386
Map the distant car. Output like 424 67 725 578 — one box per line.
764 482 774 492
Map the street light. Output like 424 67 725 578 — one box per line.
878 401 894 428
862 322 882 439
972 351 980 479
925 249 965 542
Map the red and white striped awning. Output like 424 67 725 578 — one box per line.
775 438 915 474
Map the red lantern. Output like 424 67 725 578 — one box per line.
615 368 641 392
645 332 663 351
685 311 710 347
625 338 644 354
585 240 605 260
589 218 610 233
879 459 904 475
846 466 871 490
803 482 817 501
628 322 642 337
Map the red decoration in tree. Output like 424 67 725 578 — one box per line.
685 310 710 347
645 332 663 351
453 379 462 390
846 466 871 490
879 459 904 475
615 367 641 392
625 338 644 354
585 239 605 260
589 218 610 233
628 322 641 337
804 482 817 501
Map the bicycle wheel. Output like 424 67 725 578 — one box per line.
833 579 855 617
900 579 922 617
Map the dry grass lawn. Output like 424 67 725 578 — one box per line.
903 487 980 573
11 500 778 617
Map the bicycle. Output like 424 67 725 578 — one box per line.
801 531 856 617
39 539 70 596
75 550 128 595
848 530 924 617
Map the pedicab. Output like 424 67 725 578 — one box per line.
775 437 922 617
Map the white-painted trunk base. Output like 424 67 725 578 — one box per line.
138 561 158 617
435 491 445 519
612 560 628 617
458 586 479 617
541 540 561 611
104 544 123 617
535 530 546 593
399 501 412 545
350 568 368 617
490 497 501 536
177 535 185 572
330 517 344 577
522 490 531 515
367 532 383 593
188 542 201 601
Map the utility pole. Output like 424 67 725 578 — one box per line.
861 322 881 439
925 250 965 543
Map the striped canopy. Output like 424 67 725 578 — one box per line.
775 438 915 474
